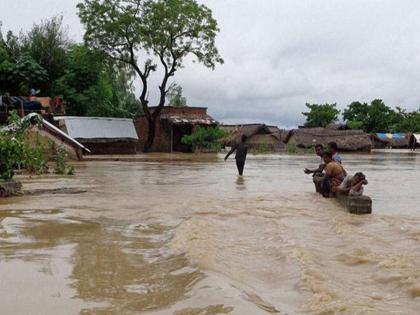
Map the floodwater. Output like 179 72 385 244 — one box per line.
0 153 419 315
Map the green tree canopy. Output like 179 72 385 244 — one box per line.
53 44 140 117
167 83 187 107
302 103 340 128
343 99 396 133
77 0 223 151
20 16 70 94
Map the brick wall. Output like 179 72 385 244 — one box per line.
135 107 209 152
134 116 172 152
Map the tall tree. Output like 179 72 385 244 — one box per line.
302 103 340 128
77 0 223 151
20 16 69 94
0 25 48 95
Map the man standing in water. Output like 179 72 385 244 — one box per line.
225 135 248 176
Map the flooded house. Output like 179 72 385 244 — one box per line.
135 106 218 152
370 133 409 149
54 116 139 154
2 113 89 160
221 124 286 152
284 127 372 152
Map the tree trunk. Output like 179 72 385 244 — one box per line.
144 116 156 152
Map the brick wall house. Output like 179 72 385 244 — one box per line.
135 106 218 152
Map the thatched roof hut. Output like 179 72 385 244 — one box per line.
220 124 285 152
284 127 372 152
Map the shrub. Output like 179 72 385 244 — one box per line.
287 143 298 154
181 126 227 152
54 146 75 175
0 111 49 180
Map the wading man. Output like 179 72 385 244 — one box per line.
225 135 248 176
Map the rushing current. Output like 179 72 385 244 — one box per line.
0 152 419 315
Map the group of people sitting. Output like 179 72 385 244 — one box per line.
304 142 368 198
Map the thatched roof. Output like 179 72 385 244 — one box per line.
220 124 274 145
284 127 372 151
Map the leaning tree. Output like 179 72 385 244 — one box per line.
77 0 223 151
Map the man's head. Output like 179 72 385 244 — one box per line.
352 172 366 185
241 134 247 143
328 142 338 153
321 150 333 163
314 144 324 156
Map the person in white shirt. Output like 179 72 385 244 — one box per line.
337 172 368 196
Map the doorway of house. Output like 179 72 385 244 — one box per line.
172 124 193 152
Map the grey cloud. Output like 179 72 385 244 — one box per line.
1 0 420 127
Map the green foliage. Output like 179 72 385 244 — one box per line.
346 120 364 130
392 108 420 133
7 53 49 94
343 99 407 133
0 135 26 180
167 83 187 107
54 146 75 175
302 103 340 128
78 0 224 150
78 0 223 70
0 111 48 180
181 126 226 152
52 44 140 117
1 18 139 118
24 146 49 175
20 16 69 94
0 17 67 95
286 143 298 154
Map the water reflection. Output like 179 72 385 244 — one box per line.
235 176 246 191
0 210 203 314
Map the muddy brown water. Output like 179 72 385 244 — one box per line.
0 153 419 315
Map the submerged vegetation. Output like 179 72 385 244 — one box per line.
54 146 75 175
0 111 74 182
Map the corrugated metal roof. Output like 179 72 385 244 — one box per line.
54 116 139 140
166 116 217 125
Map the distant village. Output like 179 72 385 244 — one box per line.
1 94 419 161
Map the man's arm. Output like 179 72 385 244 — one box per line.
224 145 236 160
351 179 368 192
304 164 325 174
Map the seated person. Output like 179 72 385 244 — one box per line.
328 141 342 163
304 144 324 175
304 144 325 193
321 150 347 198
337 172 368 196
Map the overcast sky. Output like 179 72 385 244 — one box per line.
1 0 420 127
